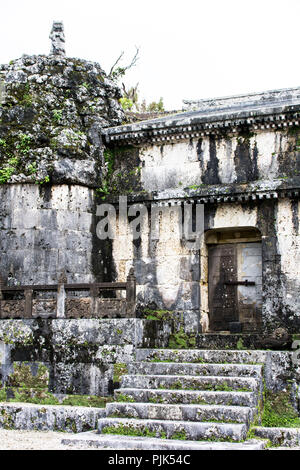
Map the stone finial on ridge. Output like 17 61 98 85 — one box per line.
49 21 66 56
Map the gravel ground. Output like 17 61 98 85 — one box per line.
0 429 98 450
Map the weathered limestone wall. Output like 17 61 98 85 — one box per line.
276 199 300 325
0 184 97 284
138 130 299 192
113 205 200 333
111 194 299 333
0 54 124 187
0 319 172 395
105 116 300 334
0 51 126 286
1 318 299 396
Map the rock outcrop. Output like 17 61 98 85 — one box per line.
0 52 124 187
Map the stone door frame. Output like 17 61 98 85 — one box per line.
200 226 262 333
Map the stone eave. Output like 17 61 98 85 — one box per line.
103 177 300 206
102 99 300 145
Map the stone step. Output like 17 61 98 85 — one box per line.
253 426 300 447
106 402 257 425
120 374 260 392
136 348 266 365
61 431 268 450
128 361 263 378
97 417 248 442
0 402 105 433
115 388 258 407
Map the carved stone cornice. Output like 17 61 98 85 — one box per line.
102 88 300 146
104 178 300 207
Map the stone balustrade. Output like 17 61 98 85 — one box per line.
0 269 136 319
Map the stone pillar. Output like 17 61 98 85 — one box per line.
49 21 66 56
24 289 33 318
0 275 3 319
90 284 98 317
126 268 136 318
0 274 4 301
0 340 12 387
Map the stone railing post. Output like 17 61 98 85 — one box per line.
90 284 98 317
126 268 136 318
24 288 33 318
56 271 67 318
0 274 4 318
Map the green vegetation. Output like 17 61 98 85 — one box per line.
143 309 175 321
101 424 157 438
236 338 246 350
0 157 19 183
113 363 128 384
0 363 110 408
261 389 300 428
6 363 49 390
52 109 63 123
20 92 33 107
146 98 164 113
186 184 207 191
115 393 135 403
27 161 37 175
0 388 112 408
158 380 250 393
148 396 164 404
168 327 196 349
119 97 133 111
96 148 116 199
16 133 31 155
36 175 50 185
59 395 112 408
0 133 35 183
171 430 187 440
0 138 7 148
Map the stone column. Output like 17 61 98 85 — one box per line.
56 271 67 318
24 289 33 318
126 268 136 318
0 274 4 301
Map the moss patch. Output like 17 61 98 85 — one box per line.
6 363 49 390
0 389 112 408
113 363 128 384
101 424 157 438
168 327 196 349
143 309 175 321
261 389 300 427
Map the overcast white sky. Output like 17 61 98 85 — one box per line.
1 0 300 110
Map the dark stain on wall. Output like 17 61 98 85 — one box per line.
256 199 283 331
38 184 52 203
291 199 299 234
202 135 221 185
196 138 203 163
91 193 116 283
106 144 144 195
278 129 300 177
204 203 218 231
234 134 258 183
134 206 167 314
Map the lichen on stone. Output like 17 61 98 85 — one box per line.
0 54 125 187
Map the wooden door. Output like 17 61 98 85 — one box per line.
208 244 238 331
208 242 262 331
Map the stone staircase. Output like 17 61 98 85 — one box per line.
62 348 268 450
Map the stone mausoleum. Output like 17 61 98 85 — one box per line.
0 23 299 399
